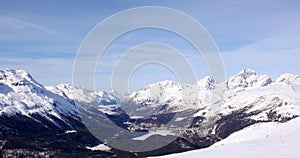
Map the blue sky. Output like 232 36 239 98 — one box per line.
0 0 300 91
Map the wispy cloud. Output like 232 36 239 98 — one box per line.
0 17 56 33
0 17 59 40
222 35 300 78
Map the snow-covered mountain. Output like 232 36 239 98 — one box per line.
2 68 297 121
0 69 121 157
46 83 117 105
0 69 78 117
226 68 272 89
128 69 300 120
0 69 84 138
0 68 299 157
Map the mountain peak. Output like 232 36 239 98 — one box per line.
0 69 77 117
145 80 179 89
275 73 300 85
237 68 256 76
0 69 42 88
197 76 215 90
227 68 271 89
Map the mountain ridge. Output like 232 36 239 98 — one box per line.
0 68 300 157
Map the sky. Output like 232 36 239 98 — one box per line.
0 0 300 91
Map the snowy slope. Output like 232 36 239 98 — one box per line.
152 117 300 158
0 69 77 117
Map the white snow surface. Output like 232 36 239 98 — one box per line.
65 130 77 134
152 117 300 158
86 144 111 151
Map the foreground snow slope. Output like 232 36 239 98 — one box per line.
153 117 300 158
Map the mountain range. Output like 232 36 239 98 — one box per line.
0 68 299 157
